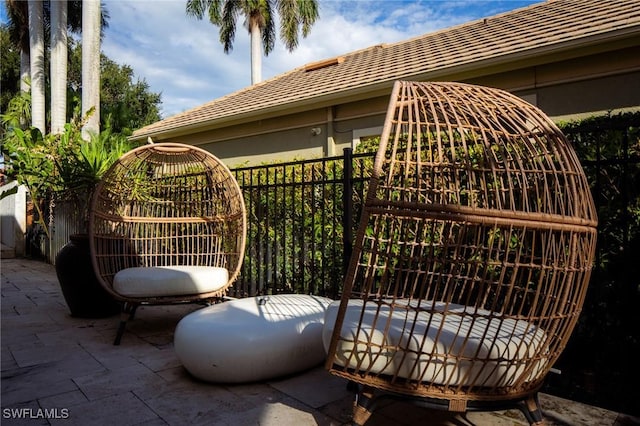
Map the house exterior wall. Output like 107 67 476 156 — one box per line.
202 127 326 168
533 72 640 119
469 45 640 120
161 45 640 167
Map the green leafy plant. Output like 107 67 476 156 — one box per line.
0 87 31 135
1 109 135 237
1 126 55 236
551 111 640 413
54 122 133 225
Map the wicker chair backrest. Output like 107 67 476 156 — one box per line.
89 143 246 302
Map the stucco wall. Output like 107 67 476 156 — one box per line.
534 71 640 118
201 126 327 168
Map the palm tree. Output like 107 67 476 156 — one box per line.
28 0 45 134
81 0 101 137
186 0 319 85
5 0 29 93
50 0 68 135
51 0 88 134
5 0 88 128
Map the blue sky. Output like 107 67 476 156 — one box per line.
1 0 540 118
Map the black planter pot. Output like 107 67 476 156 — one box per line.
55 234 120 318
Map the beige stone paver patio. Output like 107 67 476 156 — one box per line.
1 258 637 425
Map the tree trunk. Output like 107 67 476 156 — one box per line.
82 0 101 138
250 20 262 85
20 50 29 93
28 0 45 134
50 0 68 135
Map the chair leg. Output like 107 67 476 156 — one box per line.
352 385 376 426
128 303 139 321
518 393 546 426
113 302 138 345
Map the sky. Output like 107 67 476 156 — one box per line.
1 0 541 119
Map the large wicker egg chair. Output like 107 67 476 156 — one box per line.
89 143 246 345
324 81 598 425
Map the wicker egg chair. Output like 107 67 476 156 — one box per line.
324 81 598 425
89 143 246 345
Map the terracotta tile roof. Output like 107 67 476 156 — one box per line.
132 0 640 140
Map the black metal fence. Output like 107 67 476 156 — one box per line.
229 149 375 299
545 112 640 416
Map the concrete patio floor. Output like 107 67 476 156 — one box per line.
1 257 638 426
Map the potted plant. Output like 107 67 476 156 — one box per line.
2 112 134 317
53 122 134 318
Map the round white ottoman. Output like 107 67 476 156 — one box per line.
174 294 333 383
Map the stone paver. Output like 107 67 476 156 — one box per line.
2 258 638 426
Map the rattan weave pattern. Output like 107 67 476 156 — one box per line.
325 81 597 422
89 143 246 304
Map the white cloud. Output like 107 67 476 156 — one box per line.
100 0 539 118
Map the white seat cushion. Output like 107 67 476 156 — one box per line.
323 299 548 387
113 266 229 298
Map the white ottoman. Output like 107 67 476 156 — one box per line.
174 294 333 383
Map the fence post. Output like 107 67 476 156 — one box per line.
342 148 354 288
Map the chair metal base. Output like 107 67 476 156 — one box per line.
113 302 138 345
348 382 546 426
